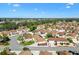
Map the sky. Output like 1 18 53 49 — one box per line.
0 3 79 18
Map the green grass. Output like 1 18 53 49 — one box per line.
21 40 35 46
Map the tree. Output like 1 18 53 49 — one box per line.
0 47 10 55
17 36 24 42
60 43 63 45
0 47 16 55
23 47 30 51
67 38 73 43
66 43 70 45
0 21 18 31
0 34 10 43
46 33 52 38
29 26 37 31
2 34 10 42
0 49 8 55
0 35 3 41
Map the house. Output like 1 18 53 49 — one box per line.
9 30 18 36
48 38 69 46
19 49 33 55
35 29 50 38
17 29 27 35
50 30 58 36
19 50 33 55
57 31 65 37
0 31 10 37
48 38 67 43
23 33 33 41
19 47 33 55
57 50 72 55
33 34 47 46
38 42 47 46
68 33 77 38
39 51 52 55
37 25 45 30
36 29 47 34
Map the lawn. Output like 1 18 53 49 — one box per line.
21 40 35 46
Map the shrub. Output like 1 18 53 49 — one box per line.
60 43 63 45
67 38 73 43
21 40 35 46
46 33 52 38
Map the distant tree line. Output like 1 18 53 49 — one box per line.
0 18 79 31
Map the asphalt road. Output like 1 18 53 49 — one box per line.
9 36 23 51
0 36 79 52
27 46 79 52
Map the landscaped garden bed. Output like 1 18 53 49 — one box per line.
21 40 35 46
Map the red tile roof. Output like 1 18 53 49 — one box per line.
39 51 52 55
33 34 46 42
38 42 47 46
68 33 77 37
58 32 65 35
38 29 48 33
48 38 67 41
50 30 58 35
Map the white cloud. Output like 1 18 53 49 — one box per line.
12 9 16 12
66 5 71 8
34 8 38 11
65 3 74 8
69 3 74 5
67 3 74 6
13 4 20 7
9 9 16 12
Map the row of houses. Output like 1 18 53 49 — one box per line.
1 21 79 47
0 29 27 37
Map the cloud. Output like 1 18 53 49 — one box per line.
12 9 16 12
34 8 38 11
9 9 16 13
13 4 20 7
66 5 71 8
69 3 74 5
7 3 20 7
67 3 74 6
66 3 74 8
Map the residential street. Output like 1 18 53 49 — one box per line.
8 36 79 53
0 36 79 53
9 36 79 52
27 46 79 52
9 36 23 51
